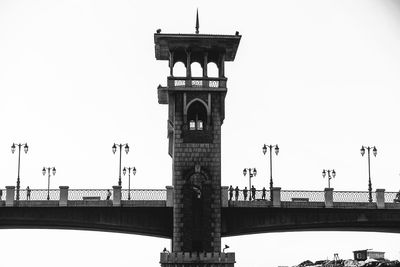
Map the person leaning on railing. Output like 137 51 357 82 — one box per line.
262 187 266 200
26 186 31 200
394 191 400 203
243 187 248 201
234 186 239 201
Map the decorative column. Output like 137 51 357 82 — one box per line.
113 185 121 207
166 186 174 207
186 51 191 77
376 189 385 209
169 51 174 76
6 186 15 207
203 52 208 77
59 186 69 207
219 53 225 78
271 187 281 207
324 188 334 208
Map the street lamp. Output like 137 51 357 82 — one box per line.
11 143 29 201
243 167 257 201
322 169 336 188
360 145 377 203
42 167 56 200
123 166 136 200
112 143 129 186
262 144 279 200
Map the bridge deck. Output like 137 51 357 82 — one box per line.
1 188 400 238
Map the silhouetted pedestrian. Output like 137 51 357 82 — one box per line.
262 187 266 200
243 187 248 201
251 185 256 200
106 189 112 200
234 186 239 201
229 185 233 201
395 190 400 203
26 186 31 200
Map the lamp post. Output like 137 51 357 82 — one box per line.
322 169 336 188
11 143 28 201
123 166 136 200
112 143 129 186
243 168 257 201
42 167 56 200
262 144 279 200
360 145 377 203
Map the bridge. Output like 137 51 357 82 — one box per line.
1 16 398 267
2 186 400 240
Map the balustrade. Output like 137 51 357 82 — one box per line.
168 77 226 89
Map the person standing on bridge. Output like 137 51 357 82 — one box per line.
26 186 31 200
106 189 112 200
234 186 239 201
262 187 266 200
243 187 248 201
229 185 233 201
251 185 256 200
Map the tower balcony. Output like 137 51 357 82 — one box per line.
167 76 227 90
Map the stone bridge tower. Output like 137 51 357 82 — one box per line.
154 17 241 266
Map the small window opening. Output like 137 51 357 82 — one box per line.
190 120 196 130
187 101 207 131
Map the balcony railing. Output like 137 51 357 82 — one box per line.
167 76 227 89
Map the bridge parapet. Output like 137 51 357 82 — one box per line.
223 186 400 209
0 186 168 207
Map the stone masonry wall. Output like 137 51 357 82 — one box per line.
172 92 222 253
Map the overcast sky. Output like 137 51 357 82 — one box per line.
1 1 400 266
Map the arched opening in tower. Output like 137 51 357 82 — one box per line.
207 62 219 78
187 100 207 131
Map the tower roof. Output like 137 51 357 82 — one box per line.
154 32 241 61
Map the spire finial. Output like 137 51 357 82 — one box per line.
195 9 199 34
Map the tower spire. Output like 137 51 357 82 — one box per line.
195 9 199 34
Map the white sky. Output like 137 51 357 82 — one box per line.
1 0 400 266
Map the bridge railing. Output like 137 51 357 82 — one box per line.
68 189 110 200
281 190 325 202
226 188 399 206
121 189 167 201
0 187 168 203
385 192 398 203
333 191 376 203
18 189 60 201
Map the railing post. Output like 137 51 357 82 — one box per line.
59 186 69 207
376 189 385 209
272 187 281 207
6 186 15 207
113 186 121 206
324 188 334 208
166 186 174 207
221 186 228 207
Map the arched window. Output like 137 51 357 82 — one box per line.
173 61 186 77
207 62 219 77
191 62 203 77
187 101 207 131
